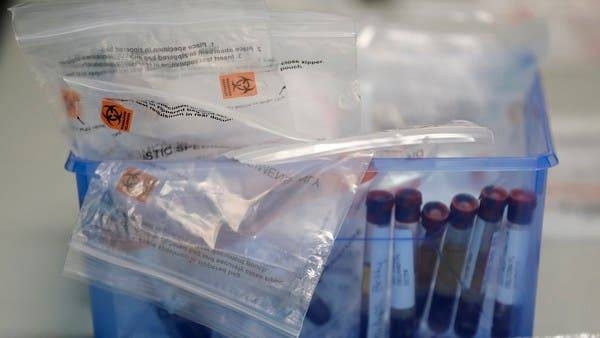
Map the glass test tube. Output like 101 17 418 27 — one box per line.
491 189 537 338
361 190 394 338
428 194 479 333
390 189 422 338
454 186 509 337
415 202 450 323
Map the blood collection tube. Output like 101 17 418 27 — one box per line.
361 190 394 338
491 189 537 338
414 201 450 323
454 186 509 337
390 189 422 338
428 194 479 333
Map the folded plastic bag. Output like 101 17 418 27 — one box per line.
225 121 493 164
78 153 370 249
67 153 370 338
64 123 492 338
11 1 361 160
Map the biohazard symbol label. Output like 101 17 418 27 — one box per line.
101 99 134 132
219 72 257 99
116 168 158 203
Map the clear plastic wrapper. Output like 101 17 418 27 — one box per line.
11 1 361 160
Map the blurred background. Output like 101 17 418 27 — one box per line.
1 0 599 337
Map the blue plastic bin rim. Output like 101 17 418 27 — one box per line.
65 151 558 176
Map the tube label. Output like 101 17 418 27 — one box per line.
496 226 529 305
481 230 500 292
368 223 391 338
391 227 416 310
461 218 486 288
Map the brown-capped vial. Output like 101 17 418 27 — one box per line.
454 186 509 338
428 193 479 334
361 190 394 338
414 202 450 323
390 189 422 338
491 189 537 338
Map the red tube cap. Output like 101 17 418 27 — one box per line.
421 201 450 234
366 190 394 225
507 189 537 225
449 193 479 229
478 185 509 223
395 188 423 224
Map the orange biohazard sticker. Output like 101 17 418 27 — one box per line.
100 99 134 132
116 167 158 203
219 72 257 99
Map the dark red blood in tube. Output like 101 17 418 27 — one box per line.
491 189 537 338
455 186 509 338
390 189 422 338
361 190 394 338
455 298 484 337
428 194 478 333
491 302 516 338
390 314 416 338
415 202 450 322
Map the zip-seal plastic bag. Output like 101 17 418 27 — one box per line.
67 153 371 338
11 1 362 160
64 123 492 338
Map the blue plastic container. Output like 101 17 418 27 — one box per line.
65 76 557 338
